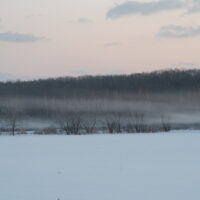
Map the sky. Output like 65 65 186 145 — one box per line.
0 0 200 78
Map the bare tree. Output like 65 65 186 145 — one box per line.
3 106 23 136
125 112 147 133
71 114 82 134
161 115 171 132
63 117 73 135
115 114 122 133
83 115 96 134
105 119 116 133
59 113 82 135
105 114 122 133
133 112 146 133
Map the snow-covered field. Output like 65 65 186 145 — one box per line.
0 131 200 200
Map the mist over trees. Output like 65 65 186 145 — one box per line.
0 69 200 134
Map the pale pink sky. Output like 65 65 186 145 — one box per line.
0 0 200 78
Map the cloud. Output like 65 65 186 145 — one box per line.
68 18 94 24
78 18 93 23
0 32 45 43
25 14 45 19
106 0 184 18
187 0 200 13
157 25 200 38
25 14 35 19
105 42 121 47
106 0 200 19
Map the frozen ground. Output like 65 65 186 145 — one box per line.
0 130 200 200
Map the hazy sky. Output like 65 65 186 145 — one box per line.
0 0 200 78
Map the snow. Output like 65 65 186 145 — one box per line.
0 130 200 200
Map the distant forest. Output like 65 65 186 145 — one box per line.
1 69 200 135
0 69 200 98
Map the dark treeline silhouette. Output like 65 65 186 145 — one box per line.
0 69 200 98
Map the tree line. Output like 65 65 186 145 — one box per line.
1 68 200 135
0 69 200 98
